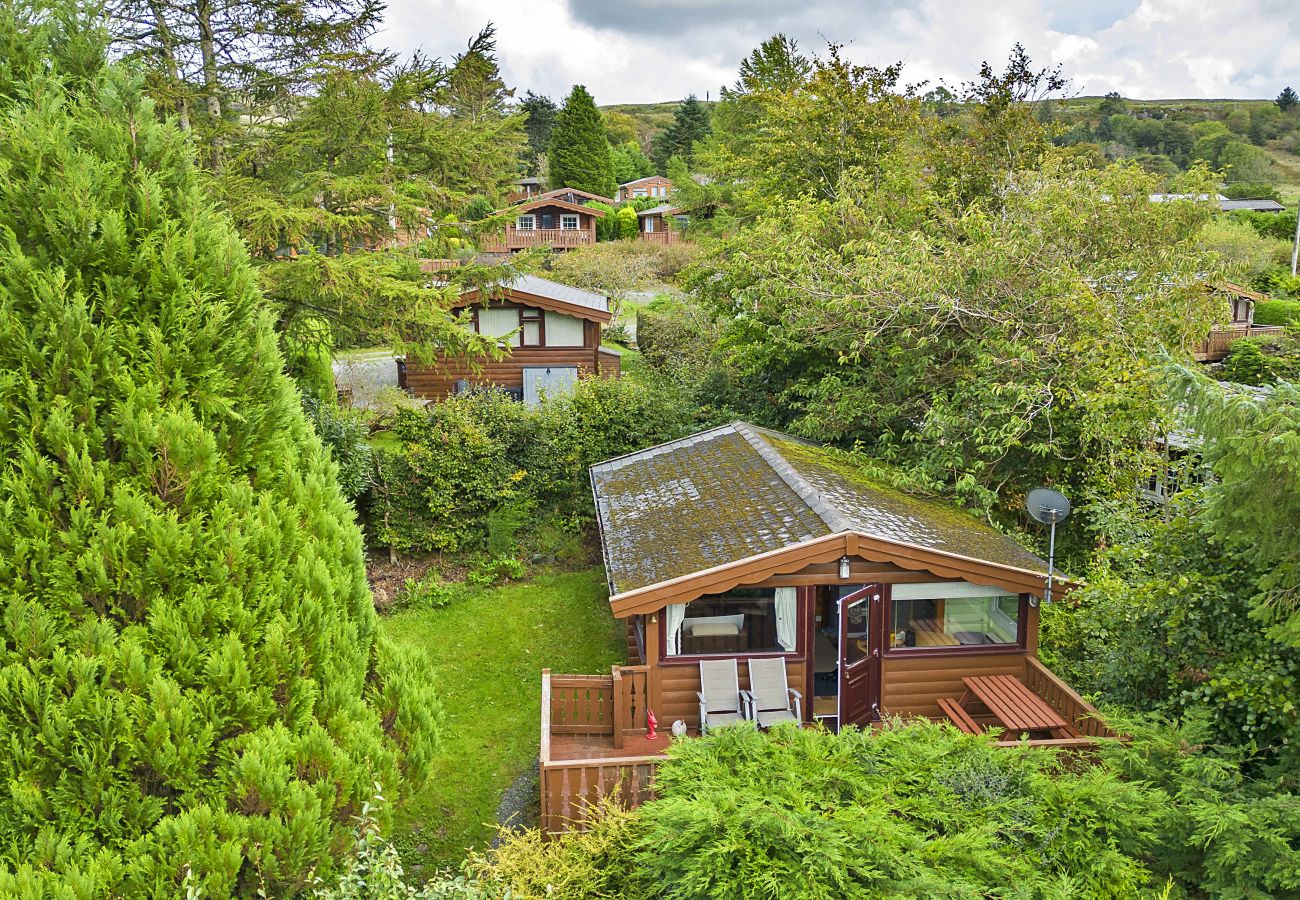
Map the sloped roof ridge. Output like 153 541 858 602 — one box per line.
734 423 853 533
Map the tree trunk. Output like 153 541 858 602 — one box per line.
194 0 224 171
148 0 190 132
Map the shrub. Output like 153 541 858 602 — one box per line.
478 721 1300 898
463 195 495 222
465 555 526 586
617 204 638 239
1253 298 1300 325
397 576 457 611
303 395 375 500
1229 209 1297 241
0 64 437 895
368 377 695 554
480 723 1158 898
317 793 499 899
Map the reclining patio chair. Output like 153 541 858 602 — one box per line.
697 658 747 733
743 658 803 728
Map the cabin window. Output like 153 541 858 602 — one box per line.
643 216 655 233
515 214 536 231
663 587 798 658
477 307 520 347
520 308 542 346
633 188 648 197
544 311 585 346
888 582 1021 650
560 214 580 231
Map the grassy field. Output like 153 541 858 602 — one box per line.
380 568 625 873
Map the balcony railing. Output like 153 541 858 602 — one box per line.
637 230 681 245
480 227 594 252
1194 324 1286 361
540 666 660 834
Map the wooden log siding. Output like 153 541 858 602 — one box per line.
402 317 617 401
540 668 660 834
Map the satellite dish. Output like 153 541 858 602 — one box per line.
1026 488 1071 525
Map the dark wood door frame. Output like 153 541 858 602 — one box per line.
838 584 883 727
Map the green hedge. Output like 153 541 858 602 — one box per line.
1253 299 1300 326
368 375 697 552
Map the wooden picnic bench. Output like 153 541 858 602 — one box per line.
937 697 981 734
958 674 1078 739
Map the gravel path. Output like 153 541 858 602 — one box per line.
332 350 398 408
492 760 539 845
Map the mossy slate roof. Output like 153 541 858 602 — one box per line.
590 423 1047 596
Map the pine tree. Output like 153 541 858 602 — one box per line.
652 94 712 170
0 26 437 898
1277 86 1299 113
548 84 615 197
520 90 557 174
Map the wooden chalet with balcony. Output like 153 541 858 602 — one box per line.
540 423 1118 832
480 187 613 253
399 274 620 404
617 175 673 202
1194 280 1284 362
637 204 686 244
506 175 544 203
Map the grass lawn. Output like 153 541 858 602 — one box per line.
380 567 625 872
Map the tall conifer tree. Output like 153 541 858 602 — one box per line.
0 15 437 897
652 93 712 170
548 84 615 197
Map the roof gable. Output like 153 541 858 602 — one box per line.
460 274 611 322
591 423 1047 608
511 197 606 217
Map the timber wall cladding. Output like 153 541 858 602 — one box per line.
653 659 808 731
880 651 1026 719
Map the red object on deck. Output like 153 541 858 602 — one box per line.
646 708 658 740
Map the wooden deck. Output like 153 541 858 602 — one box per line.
550 731 674 762
539 657 1119 834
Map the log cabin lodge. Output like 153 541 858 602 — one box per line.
398 274 620 404
539 422 1118 832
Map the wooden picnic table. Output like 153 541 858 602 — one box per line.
960 675 1077 738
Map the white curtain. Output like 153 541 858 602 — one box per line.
664 603 686 655
477 307 520 346
774 587 798 652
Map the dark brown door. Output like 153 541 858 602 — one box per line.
838 584 882 727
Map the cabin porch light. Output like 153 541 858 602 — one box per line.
838 556 851 580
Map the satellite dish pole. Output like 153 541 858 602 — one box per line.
1025 488 1072 606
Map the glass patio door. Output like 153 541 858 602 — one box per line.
838 585 882 727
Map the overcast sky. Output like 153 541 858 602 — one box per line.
377 0 1300 105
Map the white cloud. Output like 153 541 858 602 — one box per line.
375 0 1300 103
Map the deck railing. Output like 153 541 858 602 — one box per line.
637 230 681 245
480 227 594 252
1008 657 1121 749
1194 324 1285 361
540 667 660 834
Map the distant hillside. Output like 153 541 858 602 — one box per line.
605 95 1300 203
602 100 714 145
